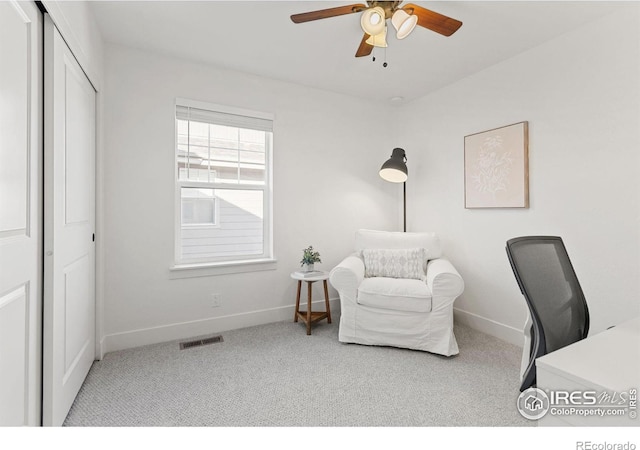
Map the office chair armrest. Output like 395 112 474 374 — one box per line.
329 254 365 300
426 258 464 309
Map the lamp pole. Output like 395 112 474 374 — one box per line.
403 181 406 232
379 148 408 233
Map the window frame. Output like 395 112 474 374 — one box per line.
173 98 274 269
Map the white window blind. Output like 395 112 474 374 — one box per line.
176 105 273 132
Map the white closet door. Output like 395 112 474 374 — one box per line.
0 0 43 427
43 15 96 427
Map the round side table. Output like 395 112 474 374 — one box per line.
290 271 332 335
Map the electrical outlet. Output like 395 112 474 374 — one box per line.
211 293 221 308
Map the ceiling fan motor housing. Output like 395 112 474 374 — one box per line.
367 1 403 19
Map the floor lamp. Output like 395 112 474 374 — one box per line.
379 148 408 232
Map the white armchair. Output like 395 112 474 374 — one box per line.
329 229 464 356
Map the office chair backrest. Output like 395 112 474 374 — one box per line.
506 236 589 390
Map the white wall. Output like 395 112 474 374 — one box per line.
102 5 639 352
102 44 398 351
395 7 640 345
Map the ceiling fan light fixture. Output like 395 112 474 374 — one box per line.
365 27 388 48
392 9 418 39
360 6 386 36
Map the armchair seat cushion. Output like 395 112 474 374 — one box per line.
357 277 432 313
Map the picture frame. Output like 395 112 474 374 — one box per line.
464 121 529 209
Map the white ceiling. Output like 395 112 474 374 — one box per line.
89 1 628 105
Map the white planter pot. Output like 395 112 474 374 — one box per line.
302 263 314 272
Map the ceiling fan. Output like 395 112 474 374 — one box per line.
290 1 462 58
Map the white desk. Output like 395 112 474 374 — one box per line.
536 317 640 426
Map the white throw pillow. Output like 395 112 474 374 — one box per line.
361 248 426 280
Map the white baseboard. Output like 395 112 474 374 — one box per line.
103 298 340 354
454 307 524 347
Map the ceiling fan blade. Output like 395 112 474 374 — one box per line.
355 33 373 57
402 3 462 37
291 4 367 24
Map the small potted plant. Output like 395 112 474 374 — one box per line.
300 246 321 272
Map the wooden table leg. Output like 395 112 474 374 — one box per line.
323 279 332 324
294 280 301 322
306 281 312 335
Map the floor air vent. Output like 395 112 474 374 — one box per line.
179 335 223 350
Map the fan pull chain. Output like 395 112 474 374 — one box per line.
370 47 388 68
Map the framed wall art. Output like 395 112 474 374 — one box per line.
464 121 529 209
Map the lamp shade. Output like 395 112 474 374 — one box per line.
391 9 418 39
379 148 408 183
365 27 388 48
360 6 386 36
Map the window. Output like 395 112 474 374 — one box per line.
175 99 273 266
181 188 217 227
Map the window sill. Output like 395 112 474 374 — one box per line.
169 258 277 279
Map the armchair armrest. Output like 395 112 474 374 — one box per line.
426 258 464 309
329 254 364 295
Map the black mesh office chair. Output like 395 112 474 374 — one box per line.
506 236 589 391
